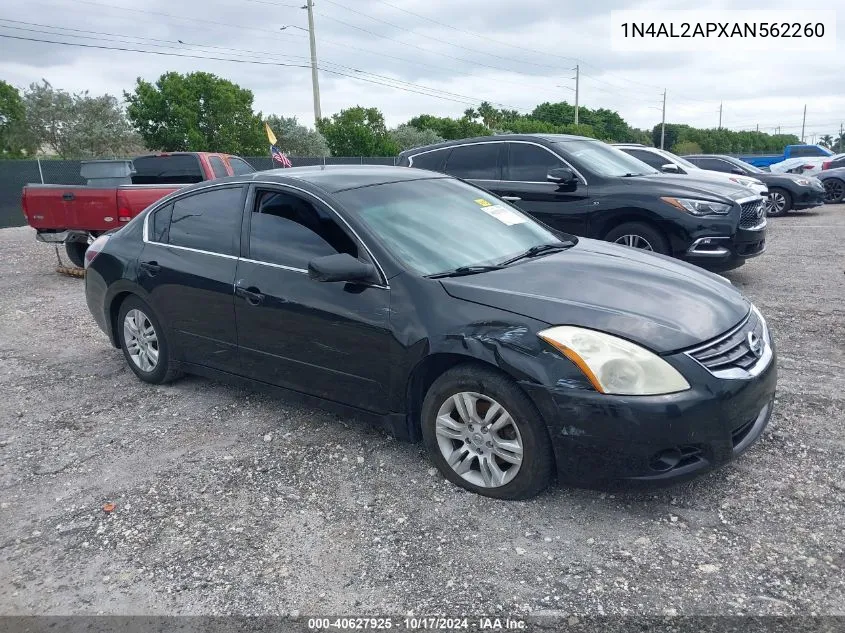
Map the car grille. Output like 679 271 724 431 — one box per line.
688 311 765 372
739 199 766 228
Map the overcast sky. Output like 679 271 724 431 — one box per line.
1 0 842 139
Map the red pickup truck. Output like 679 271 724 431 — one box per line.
21 152 256 266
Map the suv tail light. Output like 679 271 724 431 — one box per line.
84 234 111 269
822 161 832 170
116 191 133 223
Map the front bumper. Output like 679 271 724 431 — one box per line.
522 335 777 485
791 186 826 210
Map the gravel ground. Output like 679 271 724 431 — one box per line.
0 206 844 619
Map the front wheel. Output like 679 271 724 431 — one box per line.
421 365 554 500
765 188 792 216
604 222 669 255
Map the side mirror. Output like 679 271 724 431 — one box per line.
661 163 681 173
547 167 577 185
731 167 746 175
308 253 375 283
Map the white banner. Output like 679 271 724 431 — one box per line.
610 10 837 52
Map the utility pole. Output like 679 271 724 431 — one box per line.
574 65 579 125
305 0 321 125
756 123 759 132
718 102 722 129
801 104 807 143
660 89 666 149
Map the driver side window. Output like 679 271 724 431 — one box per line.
248 189 358 270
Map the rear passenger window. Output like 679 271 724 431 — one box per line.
150 203 173 243
167 187 244 256
229 157 256 175
506 143 565 181
131 155 205 184
409 150 447 172
249 189 357 269
208 156 229 178
444 144 500 180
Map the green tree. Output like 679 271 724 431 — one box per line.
125 72 265 154
819 134 834 150
476 101 500 128
388 124 444 151
317 106 398 156
406 114 490 141
0 80 29 157
671 140 703 155
264 114 330 156
23 80 142 158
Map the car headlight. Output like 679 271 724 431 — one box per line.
660 197 732 215
795 178 811 186
537 326 690 395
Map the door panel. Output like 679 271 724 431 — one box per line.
234 262 391 412
138 243 239 368
234 185 392 413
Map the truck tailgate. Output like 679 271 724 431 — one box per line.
22 185 117 231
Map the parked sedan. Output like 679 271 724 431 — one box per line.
84 166 777 499
614 144 768 198
818 168 845 204
683 154 826 216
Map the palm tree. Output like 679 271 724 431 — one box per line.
477 101 499 128
463 108 477 121
819 134 834 149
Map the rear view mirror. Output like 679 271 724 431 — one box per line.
547 167 577 186
308 253 375 283
661 163 681 173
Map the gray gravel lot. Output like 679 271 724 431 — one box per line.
1 207 844 618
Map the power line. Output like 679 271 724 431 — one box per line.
0 30 525 109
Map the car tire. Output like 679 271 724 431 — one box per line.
604 222 669 255
766 188 792 216
421 364 554 500
823 178 845 204
65 241 87 268
117 296 181 384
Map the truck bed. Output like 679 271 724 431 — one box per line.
22 184 183 233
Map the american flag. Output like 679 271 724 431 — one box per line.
271 144 292 168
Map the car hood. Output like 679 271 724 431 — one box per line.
624 173 752 202
440 239 750 353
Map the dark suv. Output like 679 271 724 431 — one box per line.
398 134 767 272
682 154 826 216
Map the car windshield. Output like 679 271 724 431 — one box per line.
727 157 763 174
335 178 564 276
655 149 698 170
558 140 659 177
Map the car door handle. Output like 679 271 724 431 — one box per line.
501 196 521 201
62 192 75 201
139 261 160 276
235 284 265 306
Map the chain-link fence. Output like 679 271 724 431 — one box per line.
0 156 400 229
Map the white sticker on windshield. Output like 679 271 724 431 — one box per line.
481 204 527 226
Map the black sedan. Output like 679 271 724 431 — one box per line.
682 154 826 216
84 167 777 499
818 168 845 204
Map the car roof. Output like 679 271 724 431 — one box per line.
398 133 597 156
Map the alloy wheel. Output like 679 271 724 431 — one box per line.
613 234 654 251
766 191 787 215
123 308 159 372
824 179 844 203
434 392 523 488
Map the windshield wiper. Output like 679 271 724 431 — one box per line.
498 242 574 267
426 265 505 279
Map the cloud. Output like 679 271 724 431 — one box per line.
1 0 842 138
